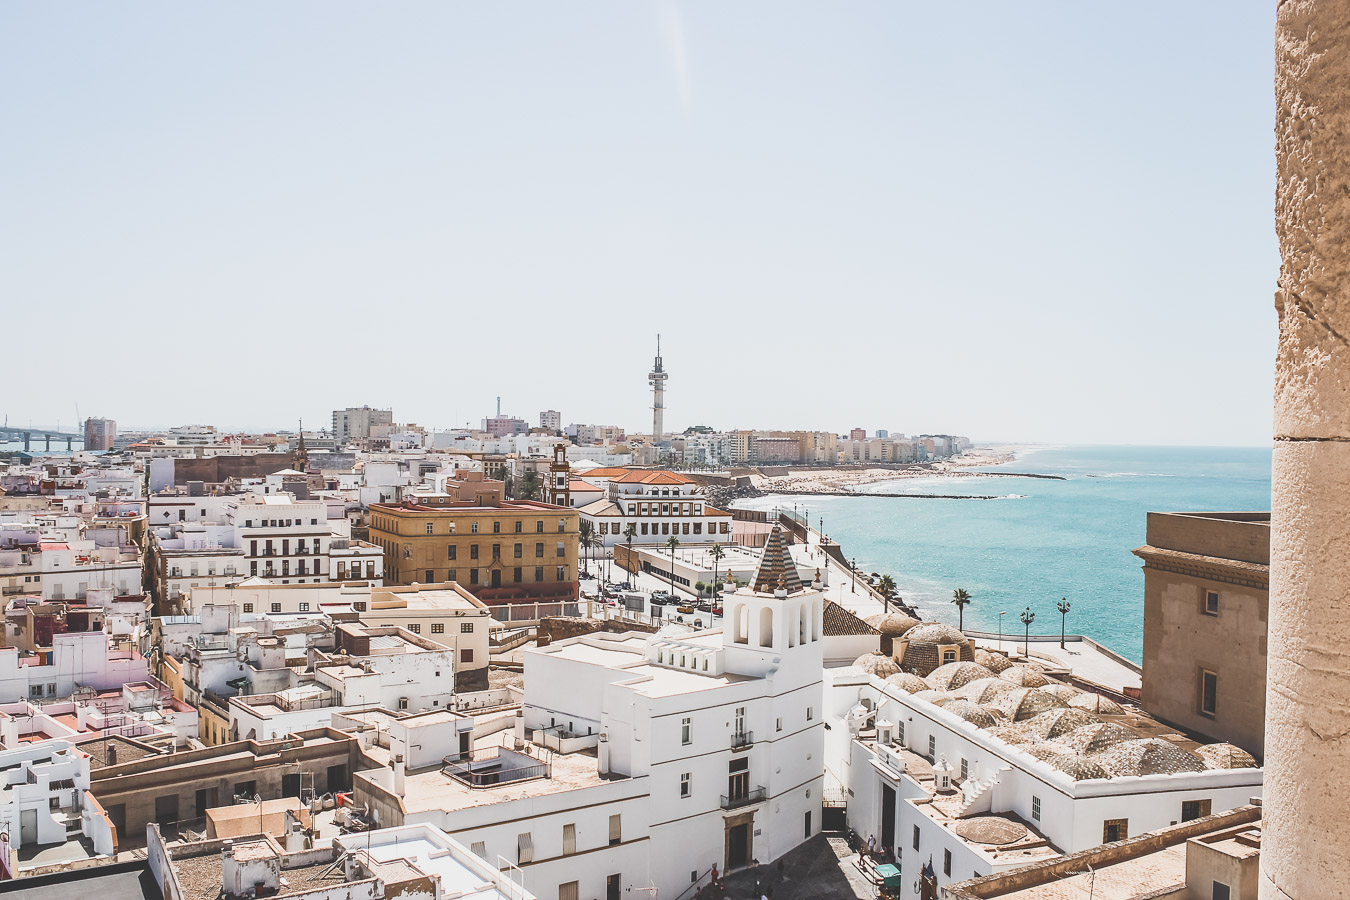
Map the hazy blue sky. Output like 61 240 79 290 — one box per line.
1 3 1276 444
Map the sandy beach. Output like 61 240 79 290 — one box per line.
748 446 1022 495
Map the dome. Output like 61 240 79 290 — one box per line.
985 723 1041 746
866 611 921 636
884 672 932 694
912 689 959 707
1057 722 1140 756
1021 743 1067 762
905 623 967 645
927 661 994 691
853 652 901 678
1026 708 1101 740
1040 684 1082 701
987 687 1068 722
952 817 1028 846
958 677 1019 705
942 699 997 729
999 665 1051 688
1196 743 1259 770
980 652 1014 674
1093 739 1205 777
1067 693 1126 716
1047 753 1111 781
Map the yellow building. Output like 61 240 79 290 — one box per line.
368 499 580 604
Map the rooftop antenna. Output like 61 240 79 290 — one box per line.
497 397 501 417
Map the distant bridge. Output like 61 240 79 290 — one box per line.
0 424 83 451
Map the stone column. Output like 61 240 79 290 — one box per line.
1266 4 1350 898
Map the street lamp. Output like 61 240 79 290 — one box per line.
1020 606 1035 660
998 611 1007 654
1056 598 1071 649
851 557 857 594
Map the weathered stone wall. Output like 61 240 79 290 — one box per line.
1267 4 1350 897
537 616 657 643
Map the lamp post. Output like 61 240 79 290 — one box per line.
1057 598 1071 649
851 557 857 594
1020 607 1035 660
998 611 1007 654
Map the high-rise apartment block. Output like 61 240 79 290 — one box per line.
539 409 561 431
332 406 393 446
83 417 116 451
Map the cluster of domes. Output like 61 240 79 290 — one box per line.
850 640 1260 782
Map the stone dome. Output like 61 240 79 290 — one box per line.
1026 708 1101 740
958 677 1019 705
1196 743 1259 770
1067 693 1126 716
987 687 1068 723
912 689 960 707
985 723 1041 746
1046 753 1111 781
999 665 1051 688
927 661 994 691
1056 722 1139 756
979 651 1014 674
905 623 967 644
942 699 998 729
866 611 921 636
852 652 901 678
1092 739 1205 778
1040 683 1082 701
884 672 932 694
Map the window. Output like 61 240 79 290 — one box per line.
776 717 783 732
536 542 544 558
960 758 968 781
470 544 479 560
514 567 522 582
1204 590 1220 616
558 519 565 532
425 569 434 582
517 833 533 864
537 520 544 532
897 721 905 745
493 521 501 534
471 522 479 534
514 543 522 558
558 882 578 900
680 773 691 798
271 603 282 613
299 602 310 612
1032 796 1042 821
535 566 544 582
943 849 952 877
1103 818 1129 843
1200 669 1218 717
556 541 565 557
492 543 501 559
912 825 920 851
448 545 456 560
447 570 456 582
1182 799 1212 821
1212 883 1231 900
807 706 814 721
681 717 692 745
461 648 473 663
470 841 486 858
243 603 254 613
609 814 622 846
408 623 421 634
515 520 522 533
354 601 367 612
942 649 957 665
431 623 445 634
426 523 434 535
928 735 936 760
461 622 474 633
562 823 576 856
557 566 566 581
470 569 479 585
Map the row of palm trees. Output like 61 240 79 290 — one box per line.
870 574 974 630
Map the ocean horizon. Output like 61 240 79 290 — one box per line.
734 444 1273 663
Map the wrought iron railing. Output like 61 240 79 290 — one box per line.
720 787 765 810
730 731 753 750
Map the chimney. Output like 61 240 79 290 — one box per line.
391 753 406 797
598 732 610 777
105 741 117 764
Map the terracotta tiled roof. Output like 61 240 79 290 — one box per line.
612 470 694 485
823 600 879 636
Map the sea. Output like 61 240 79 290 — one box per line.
734 445 1272 664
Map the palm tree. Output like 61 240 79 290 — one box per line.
665 534 681 597
876 575 897 613
622 523 637 580
709 543 726 595
952 588 972 632
578 520 596 577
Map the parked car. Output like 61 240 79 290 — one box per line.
650 591 672 605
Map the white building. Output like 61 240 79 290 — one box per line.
578 469 733 547
0 740 116 869
0 539 142 603
825 664 1264 893
352 526 824 900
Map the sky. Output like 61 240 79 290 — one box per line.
1 3 1278 445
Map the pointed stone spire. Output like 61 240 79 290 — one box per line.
295 420 309 473
752 525 803 594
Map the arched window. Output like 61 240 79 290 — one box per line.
812 600 822 641
759 606 774 649
800 604 809 646
735 605 749 644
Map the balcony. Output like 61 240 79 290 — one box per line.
731 731 753 750
720 787 766 810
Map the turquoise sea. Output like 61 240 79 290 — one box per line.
735 445 1272 663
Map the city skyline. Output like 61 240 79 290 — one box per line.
2 3 1275 445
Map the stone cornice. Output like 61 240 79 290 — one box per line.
1132 545 1269 591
